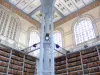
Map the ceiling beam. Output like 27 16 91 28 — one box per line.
54 0 100 27
29 6 41 16
54 7 65 18
1 0 40 27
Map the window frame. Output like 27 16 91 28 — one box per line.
29 30 40 46
74 17 95 45
28 30 40 56
54 31 63 47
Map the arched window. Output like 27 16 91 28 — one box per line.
29 31 40 46
54 31 62 47
74 17 95 45
0 8 20 43
29 31 63 47
28 30 62 56
29 31 40 56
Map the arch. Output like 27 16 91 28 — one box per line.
55 28 64 47
72 14 95 31
27 26 39 46
29 30 40 46
74 17 95 45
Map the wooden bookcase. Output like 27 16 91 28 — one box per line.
67 51 82 75
81 47 100 75
0 44 100 75
0 48 10 75
24 55 36 75
0 47 37 75
55 45 100 75
55 56 67 75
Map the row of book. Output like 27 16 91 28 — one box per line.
67 52 80 59
68 61 81 67
84 67 100 74
25 59 36 65
89 72 100 75
81 47 96 55
11 59 23 66
55 69 66 74
55 56 66 62
0 48 10 53
82 52 98 59
0 55 9 62
67 56 80 63
55 64 66 70
9 64 22 71
0 61 8 67
83 61 100 69
0 67 7 73
8 69 22 75
24 63 35 69
82 56 99 64
24 72 35 75
11 55 23 62
55 60 66 66
24 68 34 73
0 50 9 57
68 70 83 75
68 65 82 72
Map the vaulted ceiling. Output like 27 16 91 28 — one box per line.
1 0 100 27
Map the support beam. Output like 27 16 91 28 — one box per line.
50 11 55 75
39 0 56 75
39 7 45 75
43 15 50 75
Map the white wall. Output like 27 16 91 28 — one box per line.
0 4 100 51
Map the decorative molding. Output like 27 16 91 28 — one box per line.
64 30 73 36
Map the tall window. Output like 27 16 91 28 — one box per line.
29 31 40 56
0 8 20 42
29 31 40 46
29 30 62 56
54 31 62 47
74 17 95 45
29 31 63 47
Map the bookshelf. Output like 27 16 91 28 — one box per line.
55 56 67 75
67 52 83 75
0 47 37 75
0 48 10 75
55 45 100 75
24 55 36 75
81 47 100 75
0 44 100 75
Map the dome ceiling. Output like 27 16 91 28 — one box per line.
7 0 94 23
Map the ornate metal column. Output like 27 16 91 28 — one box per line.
39 0 56 75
